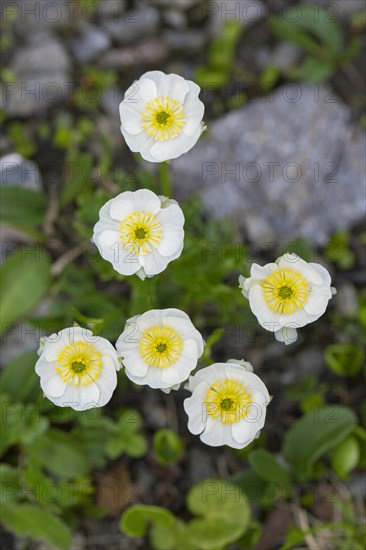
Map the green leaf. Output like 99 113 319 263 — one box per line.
0 396 48 455
324 344 364 376
153 429 184 466
28 428 89 478
0 464 20 503
270 6 343 56
0 186 46 233
123 433 147 458
187 479 250 544
105 410 147 460
291 57 334 83
0 502 72 550
60 152 92 207
330 436 360 478
120 504 175 538
0 248 51 334
0 351 41 403
283 405 357 480
248 449 291 485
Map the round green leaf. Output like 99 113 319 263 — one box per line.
120 505 175 538
283 406 357 480
153 428 184 466
331 436 360 478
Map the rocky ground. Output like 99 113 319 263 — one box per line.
1 1 365 549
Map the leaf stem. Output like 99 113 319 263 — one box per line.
160 161 171 198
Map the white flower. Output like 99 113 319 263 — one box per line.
227 358 254 372
92 189 185 280
35 327 120 411
239 253 337 345
116 308 204 390
119 70 205 163
184 361 270 449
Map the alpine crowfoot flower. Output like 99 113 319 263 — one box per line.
93 189 185 280
184 361 270 449
239 253 337 345
35 327 120 411
119 70 205 162
116 308 204 391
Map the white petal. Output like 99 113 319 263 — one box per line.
161 340 199 385
92 200 120 240
120 127 158 162
95 357 117 407
303 286 332 316
308 262 332 287
182 81 204 136
121 349 149 378
133 189 162 214
120 102 144 135
250 262 278 280
187 363 229 391
149 124 202 162
41 327 94 362
138 246 170 276
248 285 281 331
123 77 158 105
278 254 323 285
184 393 205 435
95 230 141 276
108 192 136 221
156 204 185 257
274 326 298 345
200 417 239 448
37 362 67 398
48 381 99 411
163 317 203 352
141 71 190 103
279 307 314 328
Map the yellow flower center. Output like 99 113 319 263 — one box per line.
119 211 162 256
56 341 102 387
262 268 309 314
205 379 252 424
139 325 183 369
141 96 186 141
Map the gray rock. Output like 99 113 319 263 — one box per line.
101 85 123 117
69 24 111 63
163 29 207 51
335 283 359 317
188 448 216 485
305 0 365 20
149 0 198 10
2 34 71 116
11 0 71 33
210 0 265 35
257 42 302 72
100 38 166 69
12 35 70 74
103 4 159 44
163 8 187 28
0 153 42 189
171 85 366 245
0 154 43 266
99 0 127 20
0 322 40 368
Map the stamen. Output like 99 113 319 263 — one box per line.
140 326 183 369
141 96 186 141
57 342 102 387
120 211 162 256
205 379 252 424
262 268 309 315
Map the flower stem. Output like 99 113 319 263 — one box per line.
160 161 171 198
